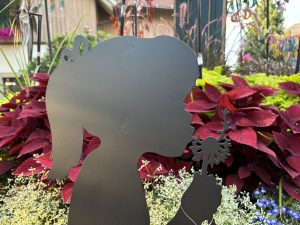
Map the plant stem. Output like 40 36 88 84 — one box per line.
0 0 16 16
279 176 283 218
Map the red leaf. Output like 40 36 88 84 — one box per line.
61 182 74 204
224 155 234 167
9 143 23 156
238 166 251 179
191 113 203 125
219 95 236 113
184 87 203 104
68 165 81 182
18 109 44 119
35 152 52 169
254 165 271 185
228 127 257 148
205 121 223 131
82 136 101 160
18 139 48 158
256 141 277 158
226 87 257 100
235 111 277 127
13 157 45 176
204 83 221 102
280 162 300 179
138 157 168 180
30 73 49 85
280 105 300 133
273 132 300 156
280 82 300 95
273 132 290 153
232 76 249 87
0 161 13 175
225 174 245 193
283 179 300 202
220 83 235 92
156 155 192 175
18 100 46 119
253 86 278 96
0 124 26 148
184 100 217 113
193 125 220 139
26 130 50 143
0 126 16 138
286 156 300 173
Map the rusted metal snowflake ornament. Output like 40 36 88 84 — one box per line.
190 109 231 174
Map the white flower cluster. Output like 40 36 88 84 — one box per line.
0 175 68 225
143 169 262 225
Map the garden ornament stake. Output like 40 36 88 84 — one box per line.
46 35 199 225
168 109 231 225
9 0 38 61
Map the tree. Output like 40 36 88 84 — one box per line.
243 0 284 60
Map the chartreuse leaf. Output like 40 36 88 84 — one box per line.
197 68 300 110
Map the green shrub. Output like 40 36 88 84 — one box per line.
196 67 300 109
0 175 68 225
3 170 300 225
144 169 262 225
27 30 113 75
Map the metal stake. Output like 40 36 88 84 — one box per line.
266 0 270 60
196 0 203 78
120 0 126 36
37 14 42 66
44 0 53 61
295 36 300 74
134 3 137 37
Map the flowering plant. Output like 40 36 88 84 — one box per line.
254 187 300 225
0 27 13 41
185 75 300 202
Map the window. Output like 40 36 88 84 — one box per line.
2 77 20 94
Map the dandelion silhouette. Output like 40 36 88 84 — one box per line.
191 109 231 175
168 109 231 225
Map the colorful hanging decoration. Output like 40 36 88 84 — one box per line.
275 0 289 12
50 0 55 12
49 0 64 12
60 0 64 10
227 0 258 22
227 0 257 14
269 30 298 62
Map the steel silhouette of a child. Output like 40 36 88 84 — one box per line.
46 35 199 225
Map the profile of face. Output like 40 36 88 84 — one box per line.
46 35 199 225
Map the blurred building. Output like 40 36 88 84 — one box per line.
289 23 300 36
0 0 175 98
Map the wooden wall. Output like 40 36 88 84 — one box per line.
98 8 175 37
36 0 98 42
34 0 174 42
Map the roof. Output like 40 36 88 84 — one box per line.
288 23 300 37
97 0 174 15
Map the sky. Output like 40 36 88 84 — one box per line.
225 0 300 67
284 0 300 27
